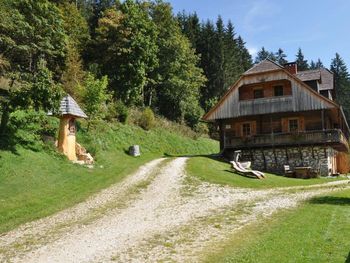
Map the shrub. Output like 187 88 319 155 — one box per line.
115 100 129 123
139 107 155 130
194 122 209 135
7 109 59 150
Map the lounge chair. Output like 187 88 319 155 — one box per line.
230 161 265 179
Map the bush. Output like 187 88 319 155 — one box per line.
7 110 59 149
194 122 209 135
139 107 155 130
115 100 129 123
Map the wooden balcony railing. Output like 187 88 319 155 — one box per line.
224 129 349 151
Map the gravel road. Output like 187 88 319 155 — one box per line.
0 157 348 263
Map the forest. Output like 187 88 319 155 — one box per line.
1 0 350 144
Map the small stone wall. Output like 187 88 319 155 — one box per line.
234 146 337 176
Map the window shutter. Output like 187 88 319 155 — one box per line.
299 116 305 131
281 118 288 133
251 121 257 135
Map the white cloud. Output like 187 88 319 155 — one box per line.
247 47 258 57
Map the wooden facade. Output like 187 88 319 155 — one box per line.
203 59 350 175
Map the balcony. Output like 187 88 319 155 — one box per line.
239 96 294 116
224 129 349 151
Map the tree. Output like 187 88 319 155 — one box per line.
1 59 63 134
61 43 86 100
330 53 350 120
58 2 90 51
93 1 159 105
295 48 309 71
150 1 205 126
275 48 288 65
236 36 252 71
82 73 109 121
177 12 201 49
315 58 324 69
255 47 276 63
0 0 67 75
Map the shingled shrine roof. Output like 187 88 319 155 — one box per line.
59 94 87 118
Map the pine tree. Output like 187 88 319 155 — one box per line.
275 48 288 65
150 1 205 126
330 53 350 120
236 36 252 71
255 47 276 63
295 48 309 71
309 60 317 69
315 58 324 69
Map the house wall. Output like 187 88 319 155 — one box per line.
57 116 77 161
222 110 326 139
206 71 336 121
235 146 338 176
239 79 292 100
336 152 350 174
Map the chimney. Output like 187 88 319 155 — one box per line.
284 62 297 74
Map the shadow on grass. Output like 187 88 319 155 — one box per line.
163 153 228 163
309 196 350 206
346 251 350 263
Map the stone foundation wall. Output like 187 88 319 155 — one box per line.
236 146 337 176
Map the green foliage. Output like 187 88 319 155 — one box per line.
82 73 109 120
58 2 90 51
0 0 67 74
29 59 63 112
255 47 276 63
178 14 252 112
115 100 129 123
151 2 205 126
7 109 58 149
296 47 309 71
139 107 155 130
93 1 159 105
331 53 350 121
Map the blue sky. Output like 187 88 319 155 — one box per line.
168 0 350 67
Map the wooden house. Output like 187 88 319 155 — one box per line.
203 59 350 175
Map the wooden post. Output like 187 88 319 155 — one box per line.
321 109 325 130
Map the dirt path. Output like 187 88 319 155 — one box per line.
0 157 349 263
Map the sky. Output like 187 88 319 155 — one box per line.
168 0 350 67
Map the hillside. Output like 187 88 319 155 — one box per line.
0 120 218 234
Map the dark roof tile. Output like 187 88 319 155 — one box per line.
59 94 87 118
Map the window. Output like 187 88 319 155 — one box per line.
225 124 231 130
274 85 284 96
288 119 298 132
242 123 251 137
253 89 264 99
68 118 76 135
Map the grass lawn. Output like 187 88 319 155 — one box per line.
187 156 346 189
205 188 350 263
0 122 218 234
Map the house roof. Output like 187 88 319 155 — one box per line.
243 58 283 75
59 94 87 118
295 70 321 82
295 68 334 90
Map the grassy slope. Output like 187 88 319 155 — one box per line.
0 122 218 234
187 156 346 189
205 188 350 263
